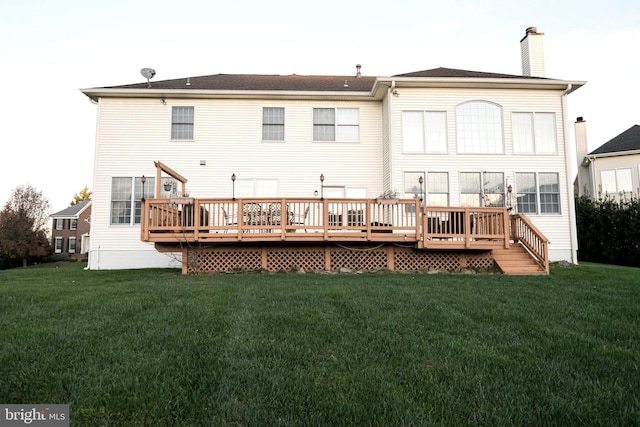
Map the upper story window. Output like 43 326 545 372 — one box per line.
512 112 557 154
313 108 359 142
54 219 64 230
110 176 155 225
70 219 77 230
402 111 447 153
456 101 503 154
601 169 633 196
171 106 194 140
263 107 285 141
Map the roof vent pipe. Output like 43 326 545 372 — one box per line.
356 64 362 78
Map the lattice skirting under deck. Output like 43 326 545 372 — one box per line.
182 244 495 274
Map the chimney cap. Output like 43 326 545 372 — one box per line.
576 116 585 122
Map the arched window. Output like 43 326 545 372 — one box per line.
456 101 504 154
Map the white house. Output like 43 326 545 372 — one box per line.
81 27 585 270
576 120 640 200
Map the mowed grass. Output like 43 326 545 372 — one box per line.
1 262 639 426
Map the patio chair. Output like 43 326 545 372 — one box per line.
290 206 310 231
221 206 238 232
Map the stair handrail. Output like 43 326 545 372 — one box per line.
510 214 549 274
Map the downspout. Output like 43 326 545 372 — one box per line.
386 81 396 193
562 83 579 264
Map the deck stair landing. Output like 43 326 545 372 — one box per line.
492 242 546 275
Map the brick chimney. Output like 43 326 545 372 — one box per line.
520 26 546 77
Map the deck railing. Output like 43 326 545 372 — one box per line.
510 214 550 273
141 197 521 251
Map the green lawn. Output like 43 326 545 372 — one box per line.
1 262 639 426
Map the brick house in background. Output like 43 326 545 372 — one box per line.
50 201 91 258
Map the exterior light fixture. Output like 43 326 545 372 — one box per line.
418 175 423 204
141 175 147 201
231 173 236 200
320 174 325 200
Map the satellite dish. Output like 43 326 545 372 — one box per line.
140 68 156 87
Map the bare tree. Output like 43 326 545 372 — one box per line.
0 185 51 267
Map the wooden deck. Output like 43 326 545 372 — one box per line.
141 198 549 274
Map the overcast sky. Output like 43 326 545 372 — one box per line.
1 0 638 211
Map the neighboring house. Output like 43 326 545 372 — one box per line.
80 27 585 270
576 121 640 200
50 201 91 258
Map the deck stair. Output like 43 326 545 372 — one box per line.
493 242 547 275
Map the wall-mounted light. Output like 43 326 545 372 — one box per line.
231 173 236 200
160 97 166 104
392 90 399 97
320 174 325 200
141 175 147 201
418 175 423 204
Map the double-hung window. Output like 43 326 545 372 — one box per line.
515 172 561 214
54 237 63 253
456 101 504 154
263 107 285 141
55 219 64 230
68 237 76 254
460 172 504 207
600 169 633 196
110 176 156 225
402 111 447 153
171 106 194 140
512 112 557 154
70 219 77 230
313 108 359 142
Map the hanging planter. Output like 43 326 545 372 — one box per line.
163 181 173 192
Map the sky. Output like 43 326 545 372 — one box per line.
1 0 639 211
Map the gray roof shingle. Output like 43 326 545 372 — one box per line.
590 125 640 155
100 67 545 92
51 200 91 217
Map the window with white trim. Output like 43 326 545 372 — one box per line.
515 172 561 214
54 219 64 230
601 168 633 196
512 112 557 154
70 219 77 230
54 237 63 253
539 173 561 214
110 176 155 225
456 101 504 154
428 172 449 206
68 237 76 253
235 179 279 198
460 172 504 207
313 108 359 142
263 107 285 141
171 106 194 140
402 111 447 153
